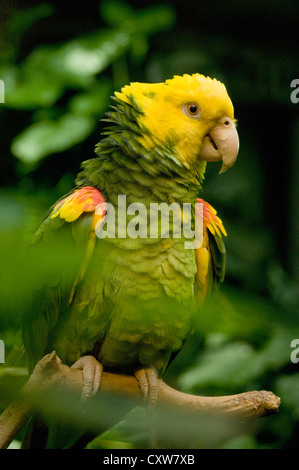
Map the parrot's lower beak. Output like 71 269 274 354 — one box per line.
199 117 239 174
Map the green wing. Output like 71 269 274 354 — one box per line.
22 186 105 371
208 231 226 284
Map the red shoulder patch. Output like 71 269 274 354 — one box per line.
196 198 227 237
51 186 106 223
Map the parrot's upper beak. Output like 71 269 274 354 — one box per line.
199 117 239 174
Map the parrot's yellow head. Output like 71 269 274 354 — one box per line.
115 73 239 175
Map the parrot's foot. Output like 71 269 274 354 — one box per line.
71 355 103 400
134 367 158 410
134 367 159 448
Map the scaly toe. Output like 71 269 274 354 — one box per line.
134 367 158 410
134 366 159 448
71 355 103 400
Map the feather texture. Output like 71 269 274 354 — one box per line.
22 73 236 448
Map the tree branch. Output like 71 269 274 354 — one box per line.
0 351 280 449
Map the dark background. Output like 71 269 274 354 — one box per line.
0 0 299 449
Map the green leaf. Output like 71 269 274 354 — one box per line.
275 373 299 418
3 28 131 108
8 3 55 41
7 441 22 449
178 327 294 393
179 340 255 392
24 30 130 89
11 114 95 164
69 80 112 116
99 0 134 27
4 68 63 109
100 2 176 37
86 407 148 449
132 5 176 35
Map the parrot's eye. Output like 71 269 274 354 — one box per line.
183 103 201 118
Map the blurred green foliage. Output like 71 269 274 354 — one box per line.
0 0 299 449
2 1 174 165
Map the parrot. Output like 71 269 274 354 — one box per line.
22 73 239 448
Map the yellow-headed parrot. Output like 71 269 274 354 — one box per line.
23 73 239 448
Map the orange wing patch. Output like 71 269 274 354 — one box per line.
195 198 226 304
50 186 106 224
51 186 106 223
196 198 227 238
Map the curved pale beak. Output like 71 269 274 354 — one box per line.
199 117 239 174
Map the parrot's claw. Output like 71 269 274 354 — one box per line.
71 355 103 400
